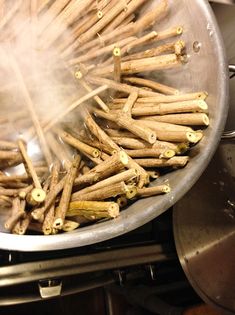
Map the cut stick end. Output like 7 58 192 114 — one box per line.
177 26 183 35
148 132 157 144
74 71 83 79
31 188 46 203
19 191 26 199
93 149 101 158
198 100 208 111
43 227 52 235
62 220 80 232
163 149 176 159
162 185 171 193
198 92 208 100
113 47 121 57
97 10 103 19
203 114 210 126
53 218 64 230
177 143 189 154
109 203 120 217
126 186 137 199
186 132 198 143
119 151 129 165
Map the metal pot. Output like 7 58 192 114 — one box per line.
0 0 229 251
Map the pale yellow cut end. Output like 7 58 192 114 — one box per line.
163 149 175 159
197 92 208 100
93 149 100 158
203 114 210 126
62 220 79 232
120 151 129 165
198 100 208 111
126 186 137 199
53 218 63 229
177 26 183 34
113 47 121 57
74 71 83 79
19 191 26 199
31 188 46 203
43 226 52 235
148 132 157 144
162 185 171 193
109 203 119 217
186 132 198 143
97 10 103 19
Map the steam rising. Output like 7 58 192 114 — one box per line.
0 1 87 165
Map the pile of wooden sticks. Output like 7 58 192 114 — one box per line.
0 0 209 235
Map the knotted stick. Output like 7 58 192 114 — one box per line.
53 155 81 229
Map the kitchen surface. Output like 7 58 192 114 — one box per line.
0 1 234 315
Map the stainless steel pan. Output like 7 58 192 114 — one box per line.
0 0 229 251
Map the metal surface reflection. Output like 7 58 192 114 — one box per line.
174 144 235 315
